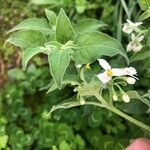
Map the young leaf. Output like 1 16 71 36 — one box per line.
138 0 150 10
56 8 75 43
74 18 107 34
48 49 72 88
6 30 46 49
7 18 51 35
31 0 56 5
22 47 48 70
45 9 57 26
139 8 150 21
130 46 150 62
73 32 128 64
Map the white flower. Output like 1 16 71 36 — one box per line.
122 19 142 34
127 34 144 52
122 93 130 103
97 59 137 84
113 95 118 101
126 77 136 84
76 64 82 68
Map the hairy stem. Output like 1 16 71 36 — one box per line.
95 93 150 132
107 106 150 132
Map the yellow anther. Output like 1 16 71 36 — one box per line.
107 70 113 76
85 63 91 70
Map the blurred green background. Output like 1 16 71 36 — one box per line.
0 0 149 150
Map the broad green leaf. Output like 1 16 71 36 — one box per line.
48 49 72 88
56 9 75 43
73 32 128 64
22 47 48 70
31 0 57 5
74 19 107 34
130 47 150 62
117 100 149 115
7 18 51 35
138 0 150 10
45 9 57 26
139 8 150 21
6 30 46 49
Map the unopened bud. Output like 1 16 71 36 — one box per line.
113 95 118 101
122 94 130 103
76 64 82 68
127 77 136 84
85 63 91 70
80 99 85 105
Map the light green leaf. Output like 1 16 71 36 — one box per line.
7 18 51 35
31 0 57 5
56 8 75 43
139 8 150 20
48 49 72 88
138 0 150 10
22 47 48 70
74 18 107 34
0 135 8 148
45 9 57 26
6 30 46 49
130 46 150 62
73 32 128 64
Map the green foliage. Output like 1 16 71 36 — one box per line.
1 0 150 150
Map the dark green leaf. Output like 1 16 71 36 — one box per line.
74 18 107 34
56 9 75 43
7 18 51 35
130 46 150 62
73 32 128 64
48 49 72 88
6 30 46 49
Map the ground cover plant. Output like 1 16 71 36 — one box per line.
0 0 150 149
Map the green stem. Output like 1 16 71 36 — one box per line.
94 93 150 132
106 105 150 132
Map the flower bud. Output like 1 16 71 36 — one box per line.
80 99 85 105
76 64 82 68
113 95 118 101
122 94 130 103
127 77 136 84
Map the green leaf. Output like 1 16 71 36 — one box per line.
130 46 150 62
22 47 48 70
7 18 51 35
74 18 107 34
56 9 75 43
139 8 150 21
48 49 72 88
45 9 57 26
138 0 150 10
73 32 128 64
6 30 46 49
31 0 57 5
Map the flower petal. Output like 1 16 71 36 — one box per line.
98 59 111 70
137 35 144 42
112 68 126 76
97 71 111 84
124 67 137 76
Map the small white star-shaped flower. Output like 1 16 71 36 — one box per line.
122 19 142 34
97 59 137 84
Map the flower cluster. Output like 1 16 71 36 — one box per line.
97 59 137 103
122 19 144 52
